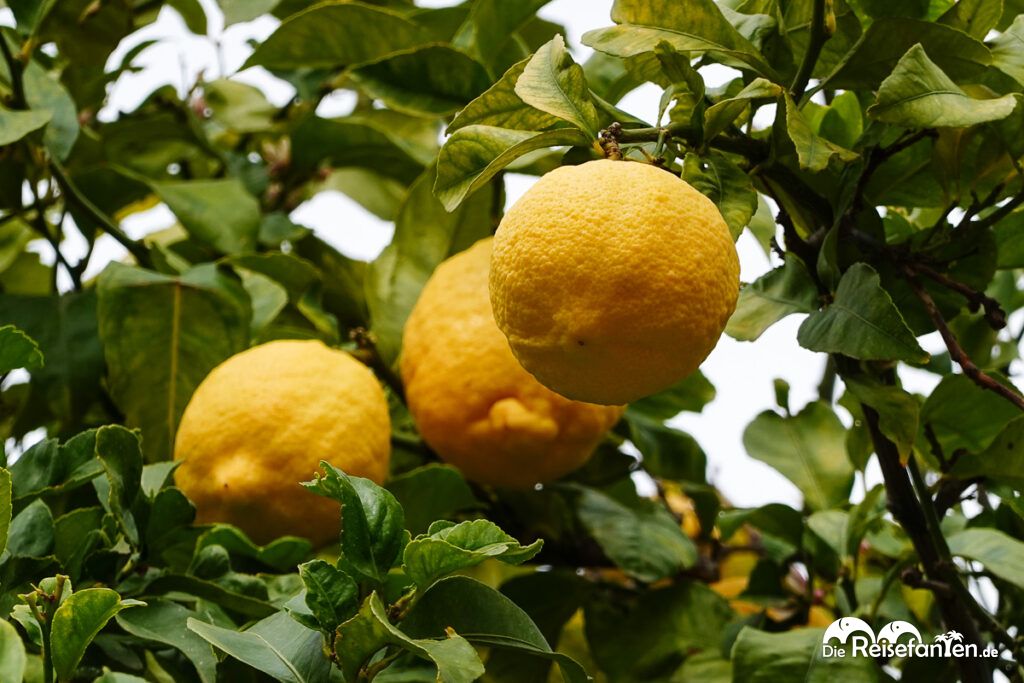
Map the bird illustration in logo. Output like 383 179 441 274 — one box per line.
822 617 875 644
877 621 923 644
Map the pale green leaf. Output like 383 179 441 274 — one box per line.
703 78 781 142
682 151 757 239
51 589 144 681
868 45 1017 127
948 528 1024 590
784 94 859 172
515 34 600 136
582 0 777 77
244 2 429 70
435 125 590 211
742 402 854 511
448 57 562 133
0 107 51 145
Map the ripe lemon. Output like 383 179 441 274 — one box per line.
489 159 740 405
174 339 390 546
400 238 623 489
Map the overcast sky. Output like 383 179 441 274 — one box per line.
4 0 967 508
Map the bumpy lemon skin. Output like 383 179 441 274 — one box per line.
489 159 740 405
173 340 390 546
400 238 623 489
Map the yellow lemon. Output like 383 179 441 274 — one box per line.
489 159 740 405
400 238 623 489
174 339 390 546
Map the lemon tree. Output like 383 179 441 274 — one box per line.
1 1 1024 682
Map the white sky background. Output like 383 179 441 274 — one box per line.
5 0 970 509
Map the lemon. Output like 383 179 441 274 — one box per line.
400 238 623 489
489 159 740 405
174 339 390 546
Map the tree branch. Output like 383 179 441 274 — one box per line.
790 0 830 101
863 404 992 683
902 266 1024 412
905 262 1007 330
48 159 154 269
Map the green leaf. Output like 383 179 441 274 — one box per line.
299 559 359 632
731 627 880 682
451 0 553 73
626 417 707 482
386 464 478 535
187 611 333 683
448 57 562 133
582 0 777 78
627 371 716 420
8 431 102 501
435 125 590 210
823 17 992 90
150 179 260 254
843 377 920 463
403 519 542 589
131 573 276 618
0 467 10 556
0 44 80 158
784 94 858 172
742 402 854 511
0 619 26 683
726 257 819 342
193 525 312 572
244 2 429 70
682 151 757 239
585 581 732 681
947 528 1024 590
921 373 1022 454
97 263 251 462
335 592 484 683
867 45 1017 128
290 112 434 183
303 462 406 584
950 417 1024 487
366 166 494 365
991 15 1024 86
168 0 207 34
218 0 279 26
0 292 104 430
575 487 696 581
95 425 144 543
401 575 590 683
351 45 492 117
937 0 1003 38
6 498 53 557
0 107 51 145
0 323 43 372
798 263 928 363
51 589 144 682
515 34 600 137
703 78 781 142
116 600 217 683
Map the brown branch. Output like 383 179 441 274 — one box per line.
971 191 1024 231
0 34 27 109
905 262 1007 330
902 267 1024 412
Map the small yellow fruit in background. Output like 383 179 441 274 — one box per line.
174 339 390 546
400 238 623 489
490 159 740 405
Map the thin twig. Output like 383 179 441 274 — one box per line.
972 192 1024 231
902 267 1024 412
0 34 27 109
905 262 1006 330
